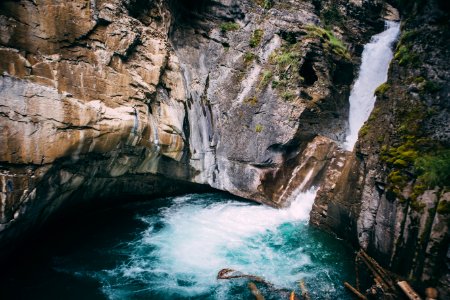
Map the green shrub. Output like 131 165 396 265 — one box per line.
250 29 264 48
415 149 450 188
220 22 240 32
281 91 295 101
305 25 350 59
259 70 273 88
243 52 256 64
437 200 450 214
375 83 390 96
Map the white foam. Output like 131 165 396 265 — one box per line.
344 21 400 150
103 190 317 297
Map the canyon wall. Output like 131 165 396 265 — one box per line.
0 0 383 252
311 0 450 297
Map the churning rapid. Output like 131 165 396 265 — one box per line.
97 192 325 299
344 21 400 150
0 193 355 299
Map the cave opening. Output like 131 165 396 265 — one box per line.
299 58 318 86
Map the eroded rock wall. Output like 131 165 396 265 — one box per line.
311 0 450 296
169 0 385 206
0 0 386 256
0 0 194 256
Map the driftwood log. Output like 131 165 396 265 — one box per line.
299 279 311 300
248 282 265 300
397 281 422 300
344 250 425 300
217 268 298 299
344 281 368 300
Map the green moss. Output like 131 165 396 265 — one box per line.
411 183 426 201
249 29 264 48
394 45 420 66
375 83 390 96
397 106 427 136
255 124 263 133
399 29 421 45
410 199 426 212
220 22 240 32
388 170 408 186
359 123 370 137
271 50 301 67
413 76 426 84
383 142 419 167
267 42 303 99
393 159 409 168
437 200 450 215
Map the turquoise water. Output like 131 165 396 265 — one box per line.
0 192 355 299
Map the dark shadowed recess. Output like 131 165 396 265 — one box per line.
0 173 213 265
0 189 238 300
168 0 212 20
168 0 244 30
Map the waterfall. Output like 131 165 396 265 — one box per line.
343 21 400 151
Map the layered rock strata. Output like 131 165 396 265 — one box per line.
0 0 385 255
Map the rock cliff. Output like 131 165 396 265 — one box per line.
0 0 383 251
311 0 450 297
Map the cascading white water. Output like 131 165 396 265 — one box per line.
343 21 400 150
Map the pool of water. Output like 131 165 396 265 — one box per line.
0 192 356 299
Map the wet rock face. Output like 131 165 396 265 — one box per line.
0 0 192 257
0 0 384 259
310 0 450 296
169 0 384 205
